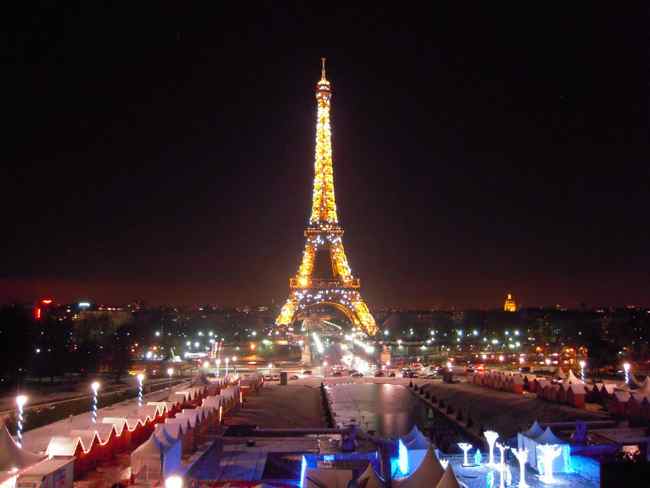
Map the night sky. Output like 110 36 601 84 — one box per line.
3 4 649 309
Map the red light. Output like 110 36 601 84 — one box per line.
41 299 53 305
35 307 42 320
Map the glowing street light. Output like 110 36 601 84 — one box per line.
496 442 509 488
15 395 27 447
167 367 174 389
457 442 472 466
202 360 210 369
90 382 100 423
164 475 183 488
484 430 499 467
512 447 529 488
537 444 562 484
623 362 631 384
579 360 586 382
137 374 145 407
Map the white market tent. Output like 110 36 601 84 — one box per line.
130 431 181 481
400 426 430 450
356 463 385 488
305 468 353 488
567 369 584 384
520 426 568 473
393 446 445 488
0 423 44 471
435 466 462 488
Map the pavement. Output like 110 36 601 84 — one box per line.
224 382 327 429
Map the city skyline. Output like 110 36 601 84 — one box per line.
4 4 648 309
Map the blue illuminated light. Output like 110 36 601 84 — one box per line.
398 438 409 475
300 455 307 488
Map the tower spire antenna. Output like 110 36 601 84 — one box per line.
320 57 327 81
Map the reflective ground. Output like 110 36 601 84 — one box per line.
326 382 431 437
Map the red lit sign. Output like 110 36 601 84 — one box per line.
41 299 53 305
35 307 42 320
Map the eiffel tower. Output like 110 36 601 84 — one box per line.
276 59 378 336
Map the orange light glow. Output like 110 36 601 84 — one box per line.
41 299 53 305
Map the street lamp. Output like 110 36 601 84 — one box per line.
167 367 174 389
165 475 183 488
15 395 27 447
484 430 499 467
137 374 145 407
623 362 631 385
90 382 100 423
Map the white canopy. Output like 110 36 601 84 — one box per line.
393 446 444 488
523 421 544 438
637 377 650 395
568 384 587 395
176 409 200 428
0 424 43 471
46 436 81 457
305 468 353 488
535 427 564 445
401 426 430 450
130 431 181 480
435 466 462 488
356 463 385 488
567 369 584 384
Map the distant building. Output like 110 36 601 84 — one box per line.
504 293 517 312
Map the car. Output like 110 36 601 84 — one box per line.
425 373 437 379
332 371 343 377
374 371 385 377
389 372 397 377
263 374 273 381
351 372 364 377
290 374 299 380
303 370 313 375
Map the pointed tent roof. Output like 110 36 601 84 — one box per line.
568 384 587 395
393 446 445 488
0 423 43 471
401 425 420 444
555 368 567 379
45 436 81 457
435 466 462 488
522 421 544 438
636 377 650 394
401 425 430 450
130 433 167 477
567 370 584 384
535 427 565 445
356 463 385 488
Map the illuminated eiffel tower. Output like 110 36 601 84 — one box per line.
276 59 378 336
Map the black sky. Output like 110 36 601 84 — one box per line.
3 3 649 308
